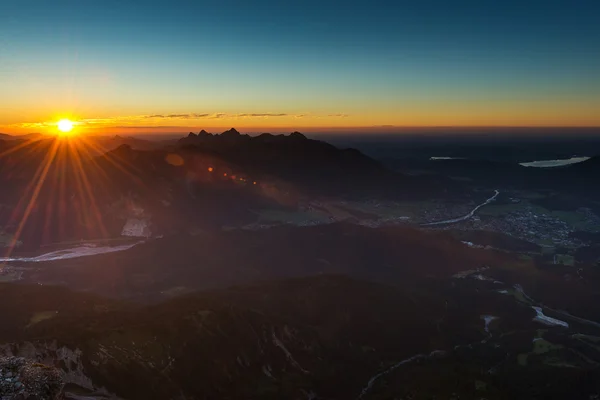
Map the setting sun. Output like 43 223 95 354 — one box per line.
57 119 74 134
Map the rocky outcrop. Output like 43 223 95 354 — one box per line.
0 343 118 399
0 356 63 399
121 218 151 237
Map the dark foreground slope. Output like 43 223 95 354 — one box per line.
1 275 599 400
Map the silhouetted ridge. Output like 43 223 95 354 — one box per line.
221 128 241 137
171 128 418 198
111 143 135 157
289 131 307 140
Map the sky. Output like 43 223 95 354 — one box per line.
1 0 600 135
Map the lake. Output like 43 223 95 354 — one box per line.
519 157 590 168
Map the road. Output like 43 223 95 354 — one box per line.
421 190 500 226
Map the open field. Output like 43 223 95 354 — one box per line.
555 254 575 266
26 310 58 328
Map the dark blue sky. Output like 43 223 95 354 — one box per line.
2 0 600 131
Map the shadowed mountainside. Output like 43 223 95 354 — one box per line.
3 272 600 399
4 273 589 400
0 131 461 249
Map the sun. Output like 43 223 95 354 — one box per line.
57 119 74 135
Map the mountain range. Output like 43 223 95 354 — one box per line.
0 129 463 249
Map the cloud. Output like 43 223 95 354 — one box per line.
236 113 288 117
111 125 185 129
14 122 53 128
145 113 211 119
143 113 291 120
12 111 349 130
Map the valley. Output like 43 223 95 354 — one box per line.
0 131 599 399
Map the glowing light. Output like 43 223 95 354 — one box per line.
57 119 74 134
253 181 257 185
208 167 213 172
165 153 184 166
223 173 227 177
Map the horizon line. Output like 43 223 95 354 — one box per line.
6 125 600 137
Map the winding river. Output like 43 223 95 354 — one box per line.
0 241 143 263
421 190 500 226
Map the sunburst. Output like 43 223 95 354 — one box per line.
57 119 75 136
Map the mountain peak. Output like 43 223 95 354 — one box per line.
199 129 210 136
222 128 240 137
187 132 197 138
112 144 134 156
289 131 307 140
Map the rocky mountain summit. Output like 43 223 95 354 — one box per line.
0 357 63 399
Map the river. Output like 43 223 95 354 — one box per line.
421 190 500 226
0 241 143 263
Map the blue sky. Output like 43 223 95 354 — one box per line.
2 0 600 133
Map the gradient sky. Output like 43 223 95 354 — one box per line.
1 0 600 134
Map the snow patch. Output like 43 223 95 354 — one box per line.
472 274 494 281
532 307 569 328
481 315 498 333
262 365 274 379
121 218 151 237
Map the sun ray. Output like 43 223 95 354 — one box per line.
78 136 144 184
4 139 60 258
7 141 57 227
67 139 110 239
57 141 69 240
0 136 45 159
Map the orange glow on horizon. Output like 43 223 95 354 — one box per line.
2 99 600 139
2 99 599 137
